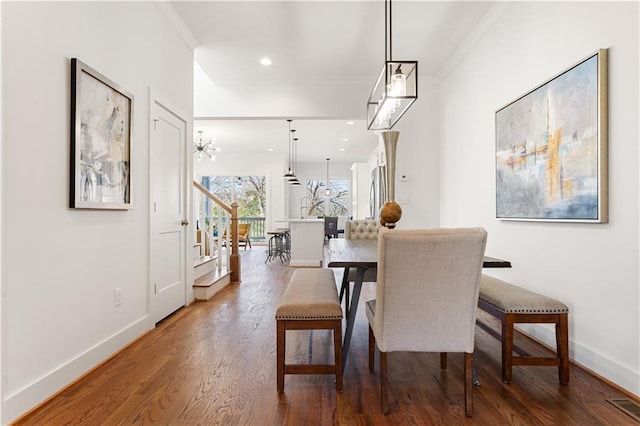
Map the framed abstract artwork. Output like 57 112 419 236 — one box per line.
495 49 608 223
70 58 133 209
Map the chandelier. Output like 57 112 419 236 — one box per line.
193 130 218 162
366 0 418 130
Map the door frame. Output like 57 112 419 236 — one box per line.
148 88 193 323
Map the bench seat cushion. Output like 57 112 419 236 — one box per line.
480 275 569 314
276 269 343 320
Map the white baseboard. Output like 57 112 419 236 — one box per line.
3 316 152 424
518 324 640 397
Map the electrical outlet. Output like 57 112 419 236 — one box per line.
114 288 122 307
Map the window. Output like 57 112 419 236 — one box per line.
305 179 349 217
201 175 267 241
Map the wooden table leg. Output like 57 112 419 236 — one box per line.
342 267 366 370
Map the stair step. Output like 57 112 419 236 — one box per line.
193 255 217 269
193 267 232 301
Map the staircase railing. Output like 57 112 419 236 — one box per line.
193 180 241 284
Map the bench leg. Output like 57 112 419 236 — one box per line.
502 314 515 383
557 313 570 384
277 320 285 393
333 319 344 392
277 319 343 393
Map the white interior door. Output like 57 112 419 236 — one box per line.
150 97 188 324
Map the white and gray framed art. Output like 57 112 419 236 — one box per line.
70 58 133 209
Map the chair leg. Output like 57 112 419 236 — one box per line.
380 350 389 415
368 325 375 371
276 321 285 393
557 314 570 384
440 352 447 369
464 353 474 417
248 238 252 249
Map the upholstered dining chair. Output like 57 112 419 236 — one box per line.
366 227 487 416
339 220 381 305
344 219 380 240
324 216 339 240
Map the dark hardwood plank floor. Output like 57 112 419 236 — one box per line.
15 247 637 425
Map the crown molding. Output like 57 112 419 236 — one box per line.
437 1 513 83
154 1 200 51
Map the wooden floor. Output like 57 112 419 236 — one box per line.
16 247 637 425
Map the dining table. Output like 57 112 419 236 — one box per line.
326 238 512 369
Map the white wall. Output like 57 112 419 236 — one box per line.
1 2 193 422
0 4 4 423
391 79 440 229
438 2 639 395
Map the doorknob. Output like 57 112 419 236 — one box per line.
181 220 189 226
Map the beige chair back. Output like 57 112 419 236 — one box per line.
345 219 380 240
372 227 487 353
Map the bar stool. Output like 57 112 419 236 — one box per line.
277 228 291 260
266 230 286 263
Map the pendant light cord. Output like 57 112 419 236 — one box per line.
326 158 330 186
287 120 292 171
385 0 392 62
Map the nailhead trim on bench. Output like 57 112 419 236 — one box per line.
479 275 569 314
276 269 343 320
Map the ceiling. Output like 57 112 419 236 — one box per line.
170 1 496 163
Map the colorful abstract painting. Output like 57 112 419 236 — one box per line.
495 49 608 222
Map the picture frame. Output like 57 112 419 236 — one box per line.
495 49 608 223
70 58 133 209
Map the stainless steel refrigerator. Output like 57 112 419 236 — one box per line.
369 165 386 219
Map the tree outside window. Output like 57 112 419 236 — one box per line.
203 175 266 218
306 179 349 217
199 175 267 240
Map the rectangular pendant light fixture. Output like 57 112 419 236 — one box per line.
366 0 418 130
367 61 418 130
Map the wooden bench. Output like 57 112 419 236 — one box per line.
477 274 570 384
276 268 343 393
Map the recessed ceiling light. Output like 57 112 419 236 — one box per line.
341 138 349 142
339 148 345 152
267 148 274 152
260 57 272 66
346 121 355 125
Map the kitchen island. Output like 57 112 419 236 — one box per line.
277 219 324 267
